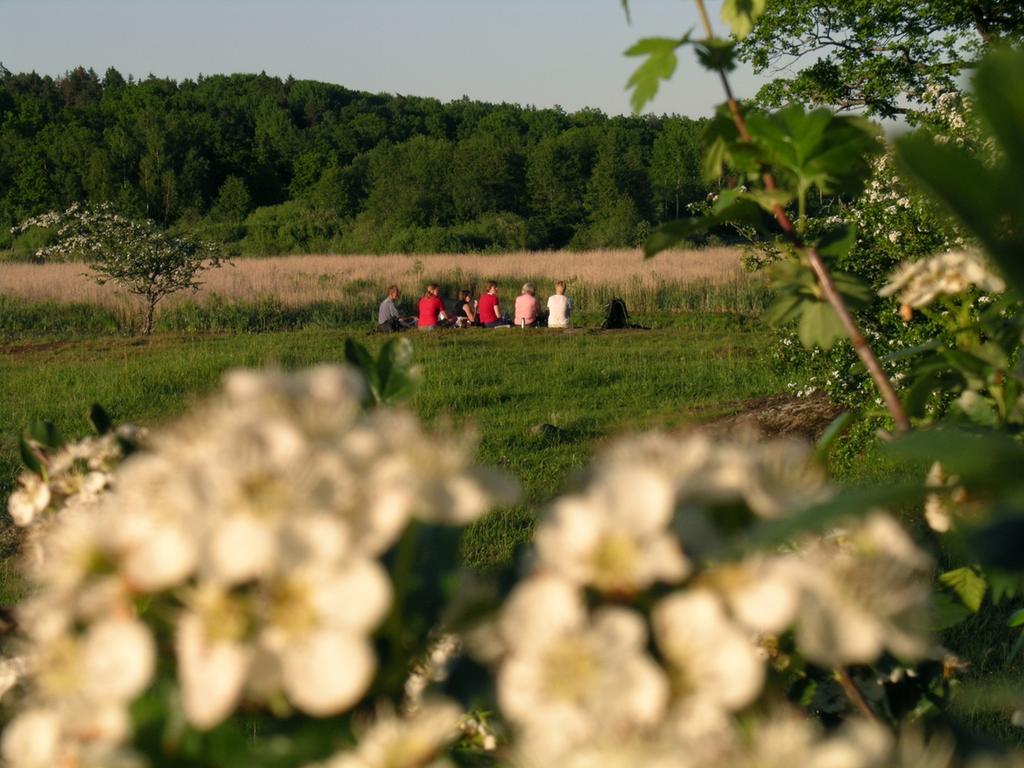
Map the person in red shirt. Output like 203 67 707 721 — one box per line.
418 284 447 330
477 281 508 328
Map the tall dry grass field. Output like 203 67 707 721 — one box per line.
1 248 767 336
0 248 743 306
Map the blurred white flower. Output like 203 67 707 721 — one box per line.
789 514 934 666
923 461 965 533
880 251 1005 308
653 589 764 713
309 700 462 768
534 464 689 594
497 577 668 761
722 714 892 768
711 556 805 635
176 586 253 729
0 656 25 703
1 708 62 768
7 474 50 527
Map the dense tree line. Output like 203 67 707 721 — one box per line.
0 66 710 254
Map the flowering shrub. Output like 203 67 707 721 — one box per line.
8 381 1016 767
1 362 517 767
13 204 222 335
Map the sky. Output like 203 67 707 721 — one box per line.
0 0 766 118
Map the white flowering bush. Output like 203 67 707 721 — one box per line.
13 204 223 335
1 354 518 768
4 355 1024 765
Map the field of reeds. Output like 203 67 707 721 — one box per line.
0 248 769 337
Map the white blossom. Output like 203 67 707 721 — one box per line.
788 514 934 666
497 577 669 762
307 700 463 768
653 589 764 714
880 251 1006 308
534 464 689 594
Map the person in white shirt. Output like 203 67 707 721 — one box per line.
547 280 573 328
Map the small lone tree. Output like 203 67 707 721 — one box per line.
16 204 222 335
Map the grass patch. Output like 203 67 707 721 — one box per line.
0 324 785 571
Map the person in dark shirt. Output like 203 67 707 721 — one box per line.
454 289 476 327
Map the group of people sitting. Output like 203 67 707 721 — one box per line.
378 280 573 332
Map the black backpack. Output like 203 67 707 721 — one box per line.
602 297 630 330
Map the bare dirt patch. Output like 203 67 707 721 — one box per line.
694 393 842 442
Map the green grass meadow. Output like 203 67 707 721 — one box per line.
0 316 783 575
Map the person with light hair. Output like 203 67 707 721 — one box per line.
514 282 541 328
547 280 573 329
417 283 447 331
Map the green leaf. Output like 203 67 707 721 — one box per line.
816 411 854 455
343 339 380 404
376 337 421 405
720 0 767 39
747 480 923 547
644 193 764 258
28 420 62 450
932 591 973 631
764 293 803 326
745 188 794 212
881 340 942 364
939 566 987 613
645 218 714 258
19 437 45 477
88 403 113 435
620 0 631 24
694 39 739 72
973 48 1024 186
952 391 998 428
625 36 686 113
798 300 845 349
1009 609 1024 629
815 224 857 262
888 428 1024 488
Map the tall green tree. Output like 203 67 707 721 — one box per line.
741 0 1024 120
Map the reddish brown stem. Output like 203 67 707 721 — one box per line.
836 667 879 723
692 0 910 432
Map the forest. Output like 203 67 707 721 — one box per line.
0 65 710 255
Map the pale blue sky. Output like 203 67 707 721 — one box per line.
0 0 764 117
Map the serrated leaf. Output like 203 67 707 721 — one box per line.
932 591 973 630
939 567 987 613
764 294 803 326
694 39 738 72
720 0 767 39
881 340 943 364
798 300 845 350
816 224 858 262
625 36 686 113
644 195 764 258
745 188 793 212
